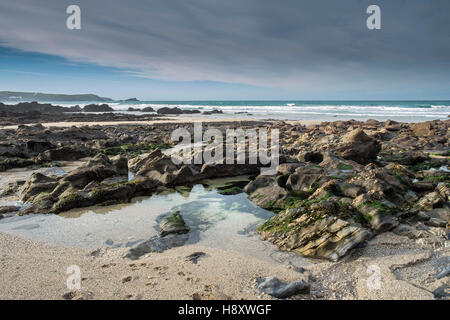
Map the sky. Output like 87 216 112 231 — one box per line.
0 0 449 100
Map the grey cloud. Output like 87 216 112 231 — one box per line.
0 0 449 92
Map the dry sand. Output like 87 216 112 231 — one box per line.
0 230 447 300
0 232 303 300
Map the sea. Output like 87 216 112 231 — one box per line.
57 100 450 122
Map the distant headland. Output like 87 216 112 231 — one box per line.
0 91 113 102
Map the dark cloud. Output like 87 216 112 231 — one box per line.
0 0 449 94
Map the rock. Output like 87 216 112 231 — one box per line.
26 140 56 155
412 122 433 136
141 107 155 112
37 146 91 162
61 153 125 189
245 175 287 209
433 285 450 299
424 217 447 228
256 276 310 298
285 165 325 191
157 107 183 114
298 151 323 163
277 163 303 175
125 212 189 259
424 207 450 222
20 172 58 202
82 104 114 112
397 151 429 165
416 191 445 211
393 224 428 239
185 252 206 264
62 290 94 300
333 129 381 164
412 182 434 192
436 182 450 201
434 256 450 279
0 205 21 214
159 211 190 237
202 109 223 115
259 204 372 261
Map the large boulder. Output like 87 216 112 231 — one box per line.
333 129 381 164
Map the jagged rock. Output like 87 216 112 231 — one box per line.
20 172 58 202
61 153 125 188
436 183 450 201
245 175 287 209
352 194 399 232
416 191 445 211
256 276 310 298
285 166 325 191
333 129 381 164
259 204 372 262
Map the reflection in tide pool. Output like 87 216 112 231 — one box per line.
0 181 311 267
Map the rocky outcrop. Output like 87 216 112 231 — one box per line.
259 203 372 262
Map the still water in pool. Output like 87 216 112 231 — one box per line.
0 177 311 267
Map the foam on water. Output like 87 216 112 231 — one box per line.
57 100 450 122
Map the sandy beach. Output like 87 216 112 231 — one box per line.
1 230 447 300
